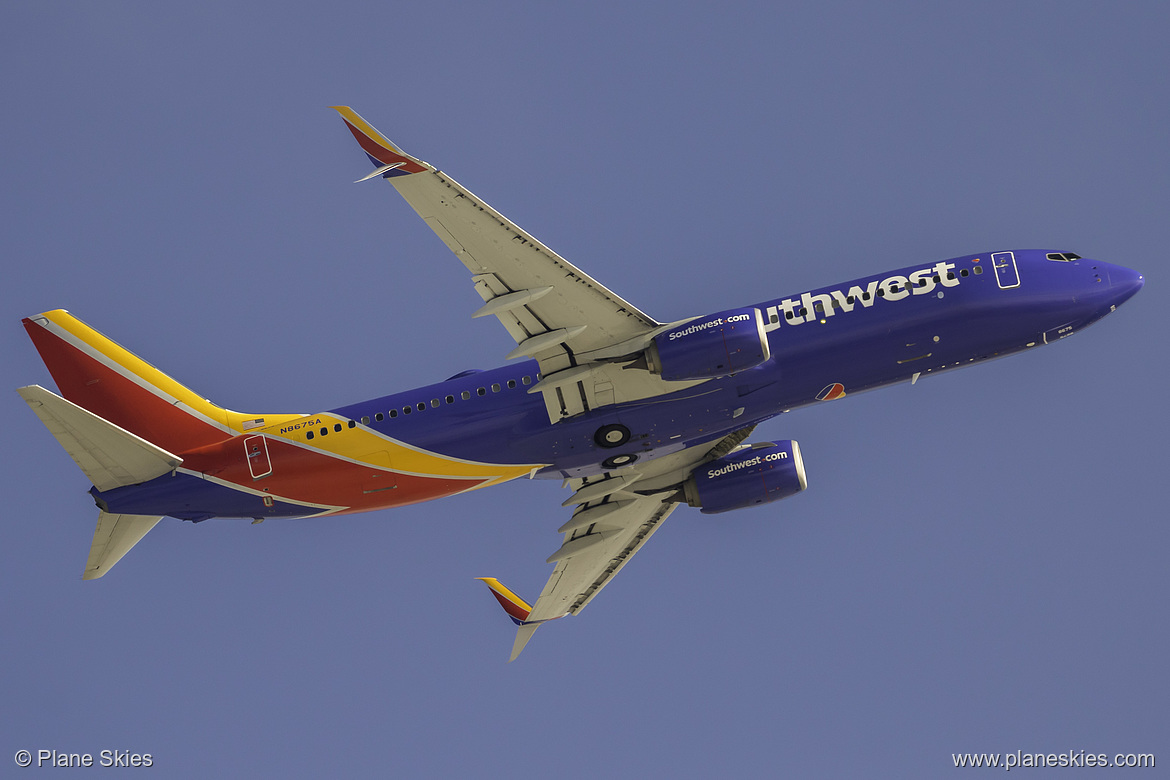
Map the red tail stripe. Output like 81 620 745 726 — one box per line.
24 320 227 453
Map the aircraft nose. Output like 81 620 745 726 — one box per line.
1109 264 1144 307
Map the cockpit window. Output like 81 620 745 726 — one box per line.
1046 252 1081 262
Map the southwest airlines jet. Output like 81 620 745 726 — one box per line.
19 107 1144 660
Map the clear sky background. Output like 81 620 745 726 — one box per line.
2 2 1166 777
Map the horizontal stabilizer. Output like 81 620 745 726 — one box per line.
84 511 163 580
18 385 183 491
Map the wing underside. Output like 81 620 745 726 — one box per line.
332 106 708 422
483 427 756 660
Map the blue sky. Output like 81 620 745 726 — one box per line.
3 2 1166 777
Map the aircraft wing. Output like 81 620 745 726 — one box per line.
333 107 706 421
481 426 756 660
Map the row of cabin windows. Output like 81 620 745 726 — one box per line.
307 421 357 439
773 267 981 322
305 374 538 439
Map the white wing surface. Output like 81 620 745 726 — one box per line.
480 427 756 660
334 107 751 660
332 107 705 421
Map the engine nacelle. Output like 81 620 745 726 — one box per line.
646 307 770 381
683 440 807 514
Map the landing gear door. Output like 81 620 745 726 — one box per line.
991 251 1020 289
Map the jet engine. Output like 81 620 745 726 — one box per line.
683 440 807 514
643 307 770 381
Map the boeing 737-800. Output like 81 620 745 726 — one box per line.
19 107 1144 659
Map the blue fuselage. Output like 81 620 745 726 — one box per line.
330 249 1143 480
92 249 1143 521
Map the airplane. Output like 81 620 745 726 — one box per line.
19 107 1144 660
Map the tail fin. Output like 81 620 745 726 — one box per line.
477 577 561 662
22 310 281 455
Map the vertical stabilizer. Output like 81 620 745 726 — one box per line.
21 310 299 454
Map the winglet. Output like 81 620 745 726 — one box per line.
509 622 541 663
330 106 432 178
477 577 563 661
476 577 532 625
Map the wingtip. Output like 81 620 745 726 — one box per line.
508 622 541 662
477 577 533 625
330 105 430 175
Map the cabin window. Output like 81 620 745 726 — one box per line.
431 399 440 408
960 269 969 277
403 406 412 415
862 291 871 300
375 412 384 422
461 390 471 400
491 383 501 392
522 376 532 385
974 265 983 275
320 428 328 437
477 387 486 396
307 431 314 440
348 420 356 428
361 416 370 425
507 379 516 389
770 313 779 323
389 409 397 418
334 423 342 432
445 395 455 404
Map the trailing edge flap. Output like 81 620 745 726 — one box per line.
526 494 679 623
18 385 183 491
84 511 163 580
524 427 756 625
331 107 658 359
